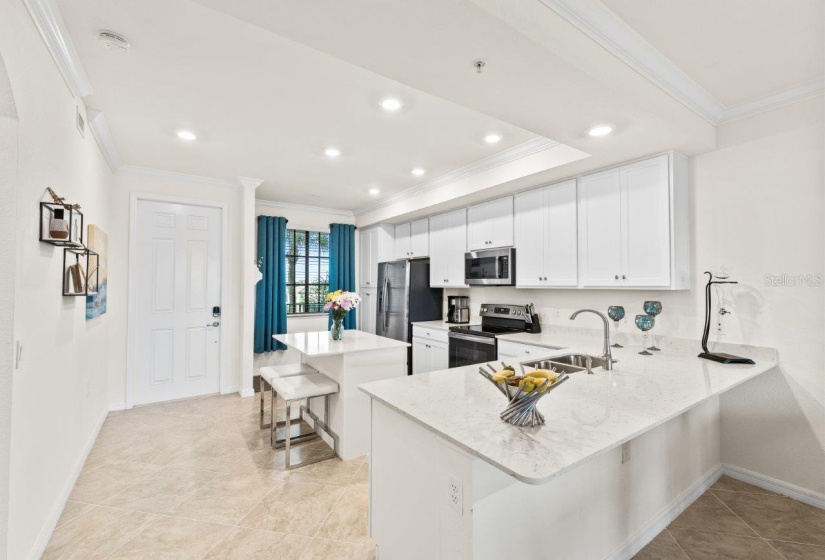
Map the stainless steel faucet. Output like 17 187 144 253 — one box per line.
569 309 614 371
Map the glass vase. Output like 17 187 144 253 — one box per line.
331 316 345 341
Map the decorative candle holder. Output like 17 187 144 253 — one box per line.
40 202 83 247
478 362 570 427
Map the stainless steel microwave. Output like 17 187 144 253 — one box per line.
464 248 515 286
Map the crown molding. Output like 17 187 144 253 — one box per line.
719 78 825 124
23 0 93 99
353 137 557 217
118 164 242 189
538 0 725 124
238 177 263 189
86 110 122 172
255 199 355 219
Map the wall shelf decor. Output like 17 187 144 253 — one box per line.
40 202 83 247
63 247 99 297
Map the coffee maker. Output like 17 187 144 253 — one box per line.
447 295 470 324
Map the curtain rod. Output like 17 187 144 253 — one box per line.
329 224 357 230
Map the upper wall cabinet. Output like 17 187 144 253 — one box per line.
429 208 468 288
514 180 578 288
395 218 429 259
467 196 514 250
578 153 689 290
359 224 395 289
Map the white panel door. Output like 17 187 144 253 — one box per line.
579 168 623 287
135 200 222 404
544 180 578 286
466 201 489 250
360 289 377 334
622 155 671 287
429 340 448 371
488 196 514 249
411 338 430 374
445 209 468 286
410 218 429 257
428 213 449 287
395 222 411 258
359 228 373 289
514 188 546 288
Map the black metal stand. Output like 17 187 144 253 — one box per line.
698 271 755 365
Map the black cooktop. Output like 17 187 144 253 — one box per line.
449 324 525 338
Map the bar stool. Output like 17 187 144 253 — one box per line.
269 373 339 470
259 363 317 430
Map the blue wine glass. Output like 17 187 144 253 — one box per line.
607 306 625 348
643 301 663 351
635 314 655 356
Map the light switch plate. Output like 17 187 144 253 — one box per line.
447 473 463 515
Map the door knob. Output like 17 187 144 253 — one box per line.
207 321 220 327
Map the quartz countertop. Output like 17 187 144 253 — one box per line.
359 335 777 485
411 320 456 332
274 330 409 357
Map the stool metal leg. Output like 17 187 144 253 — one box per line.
259 378 270 429
285 401 291 470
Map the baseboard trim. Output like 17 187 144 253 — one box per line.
722 464 825 511
108 401 127 412
220 385 240 395
240 388 255 398
607 464 724 560
28 406 108 560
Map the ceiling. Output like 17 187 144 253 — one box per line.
601 0 825 107
57 0 542 209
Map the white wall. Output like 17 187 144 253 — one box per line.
107 173 244 405
447 97 825 496
0 0 115 557
253 202 355 372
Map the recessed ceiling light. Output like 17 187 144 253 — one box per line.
380 98 403 112
587 124 613 137
484 133 502 144
368 188 381 196
176 130 197 141
411 168 426 177
324 147 342 158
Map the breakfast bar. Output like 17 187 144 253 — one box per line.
273 330 408 460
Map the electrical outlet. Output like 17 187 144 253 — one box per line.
447 474 463 515
621 442 631 464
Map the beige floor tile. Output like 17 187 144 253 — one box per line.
42 506 157 560
107 516 231 559
767 539 825 560
668 527 784 560
285 455 365 487
101 467 220 515
351 462 369 485
317 483 371 546
711 475 777 496
239 481 344 537
669 493 757 537
713 491 825 546
55 501 95 528
169 474 278 525
69 461 163 504
204 527 311 559
301 538 376 560
632 529 688 559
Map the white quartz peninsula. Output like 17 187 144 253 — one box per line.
359 336 778 559
274 330 408 460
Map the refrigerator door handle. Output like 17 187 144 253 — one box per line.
383 278 390 331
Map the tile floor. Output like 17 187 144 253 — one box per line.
634 476 825 560
44 393 373 560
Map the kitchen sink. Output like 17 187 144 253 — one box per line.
521 353 607 374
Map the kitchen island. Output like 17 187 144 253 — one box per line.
274 330 408 460
359 333 778 559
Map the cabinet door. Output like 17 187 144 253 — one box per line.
488 196 514 248
428 213 448 287
359 229 373 288
410 218 429 257
579 168 623 287
395 222 411 259
412 338 430 374
446 209 468 286
466 201 488 251
622 155 671 287
514 188 546 288
360 289 376 333
430 340 449 371
544 180 578 286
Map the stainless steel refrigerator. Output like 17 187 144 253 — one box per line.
375 259 442 373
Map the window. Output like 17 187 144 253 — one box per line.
285 229 330 314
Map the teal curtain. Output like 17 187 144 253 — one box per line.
255 216 288 352
329 223 357 329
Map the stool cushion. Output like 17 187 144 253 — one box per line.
271 373 338 401
260 363 317 384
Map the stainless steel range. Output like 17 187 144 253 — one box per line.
447 303 531 368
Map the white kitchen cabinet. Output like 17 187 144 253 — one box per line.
429 208 468 288
497 340 560 363
359 288 377 334
412 337 448 374
395 218 429 259
467 196 514 250
578 153 689 289
359 225 395 289
514 180 578 288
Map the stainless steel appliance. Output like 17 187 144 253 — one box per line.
447 295 470 324
464 247 515 286
448 303 531 367
376 259 442 374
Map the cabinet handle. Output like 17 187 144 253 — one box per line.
615 274 619 280
622 275 626 280
543 277 547 281
538 276 541 280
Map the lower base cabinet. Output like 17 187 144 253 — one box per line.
412 337 448 374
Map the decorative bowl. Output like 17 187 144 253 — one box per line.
478 362 570 427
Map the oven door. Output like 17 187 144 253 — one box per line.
464 248 515 285
448 332 497 368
